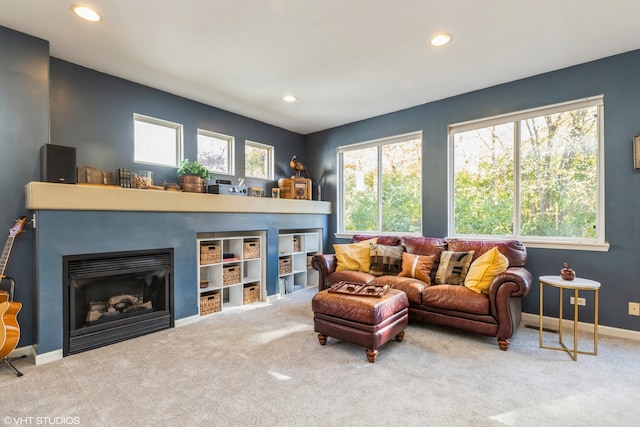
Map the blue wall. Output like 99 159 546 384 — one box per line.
306 49 640 332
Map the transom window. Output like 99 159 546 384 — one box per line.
244 140 274 180
197 129 234 175
133 113 182 167
449 96 605 249
337 132 422 235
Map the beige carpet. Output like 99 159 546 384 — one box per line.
1 289 639 427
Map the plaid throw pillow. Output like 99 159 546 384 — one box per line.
435 250 475 285
369 244 403 276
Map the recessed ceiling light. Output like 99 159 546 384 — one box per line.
283 95 297 103
72 5 101 22
430 33 452 47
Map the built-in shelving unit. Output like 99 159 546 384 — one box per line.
278 230 322 295
197 232 264 316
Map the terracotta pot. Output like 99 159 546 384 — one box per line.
179 175 205 193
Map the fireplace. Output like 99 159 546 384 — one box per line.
63 248 174 356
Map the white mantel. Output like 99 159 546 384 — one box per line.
25 182 331 214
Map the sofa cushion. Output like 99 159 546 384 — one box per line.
435 250 474 285
353 234 401 246
370 276 425 305
401 236 448 282
421 284 490 315
464 246 509 294
334 238 377 272
398 252 435 284
369 243 403 276
447 239 526 268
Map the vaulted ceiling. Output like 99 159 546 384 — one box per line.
2 1 640 134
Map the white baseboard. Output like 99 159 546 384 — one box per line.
175 314 200 327
35 348 63 365
521 313 640 341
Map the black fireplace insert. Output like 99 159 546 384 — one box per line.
63 248 174 356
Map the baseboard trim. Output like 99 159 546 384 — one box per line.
35 349 63 365
521 313 640 341
175 315 200 327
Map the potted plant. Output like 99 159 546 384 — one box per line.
177 159 210 193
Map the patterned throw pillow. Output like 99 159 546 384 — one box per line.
369 244 403 276
435 250 475 285
398 252 436 284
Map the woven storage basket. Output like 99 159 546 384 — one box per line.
279 257 292 275
243 240 260 259
293 237 301 252
200 243 221 265
223 265 241 286
243 283 260 305
307 255 313 270
200 291 221 315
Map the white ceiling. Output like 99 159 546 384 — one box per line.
2 1 640 135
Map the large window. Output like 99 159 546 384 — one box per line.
133 114 182 167
338 132 422 235
245 140 273 180
449 96 605 248
197 129 234 175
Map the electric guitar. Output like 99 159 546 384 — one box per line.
0 217 26 361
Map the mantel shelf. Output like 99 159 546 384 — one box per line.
25 182 332 214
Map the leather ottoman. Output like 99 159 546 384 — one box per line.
311 288 409 362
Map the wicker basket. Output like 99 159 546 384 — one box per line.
223 264 241 286
307 255 313 270
279 257 292 275
200 291 221 315
243 240 260 260
200 243 221 265
293 237 301 252
243 283 260 305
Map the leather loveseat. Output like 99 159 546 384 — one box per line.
311 235 532 350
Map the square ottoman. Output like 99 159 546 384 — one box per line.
311 288 409 362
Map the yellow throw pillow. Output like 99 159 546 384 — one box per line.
464 247 509 294
334 238 378 272
398 252 436 284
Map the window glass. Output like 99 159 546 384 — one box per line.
197 130 234 175
134 114 182 167
245 141 273 179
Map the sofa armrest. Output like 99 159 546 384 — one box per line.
488 267 533 332
311 254 337 291
489 267 532 299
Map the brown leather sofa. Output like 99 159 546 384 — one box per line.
311 235 532 350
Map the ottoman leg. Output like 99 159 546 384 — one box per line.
317 333 327 346
366 349 378 363
396 331 405 342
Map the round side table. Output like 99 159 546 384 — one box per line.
539 275 600 361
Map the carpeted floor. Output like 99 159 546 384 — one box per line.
1 289 639 427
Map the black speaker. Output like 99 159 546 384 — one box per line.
40 144 77 184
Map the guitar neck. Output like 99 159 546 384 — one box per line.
0 235 15 278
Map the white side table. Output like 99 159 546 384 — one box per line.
539 275 600 361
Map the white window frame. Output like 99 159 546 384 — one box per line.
336 131 423 238
244 140 274 180
448 96 608 251
197 129 235 176
133 113 183 167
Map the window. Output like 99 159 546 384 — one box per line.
197 129 234 175
133 114 182 167
244 140 273 179
449 96 605 249
338 132 422 235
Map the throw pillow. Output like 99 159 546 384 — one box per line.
398 252 436 283
369 244 403 276
435 250 475 285
334 238 378 272
464 246 509 294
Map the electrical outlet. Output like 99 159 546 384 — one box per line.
570 296 586 306
629 302 640 316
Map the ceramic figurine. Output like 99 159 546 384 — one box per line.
560 263 575 281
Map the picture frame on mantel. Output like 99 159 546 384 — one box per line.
635 134 640 169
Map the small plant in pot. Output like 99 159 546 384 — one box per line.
177 159 210 193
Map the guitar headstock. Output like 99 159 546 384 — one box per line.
9 216 27 237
